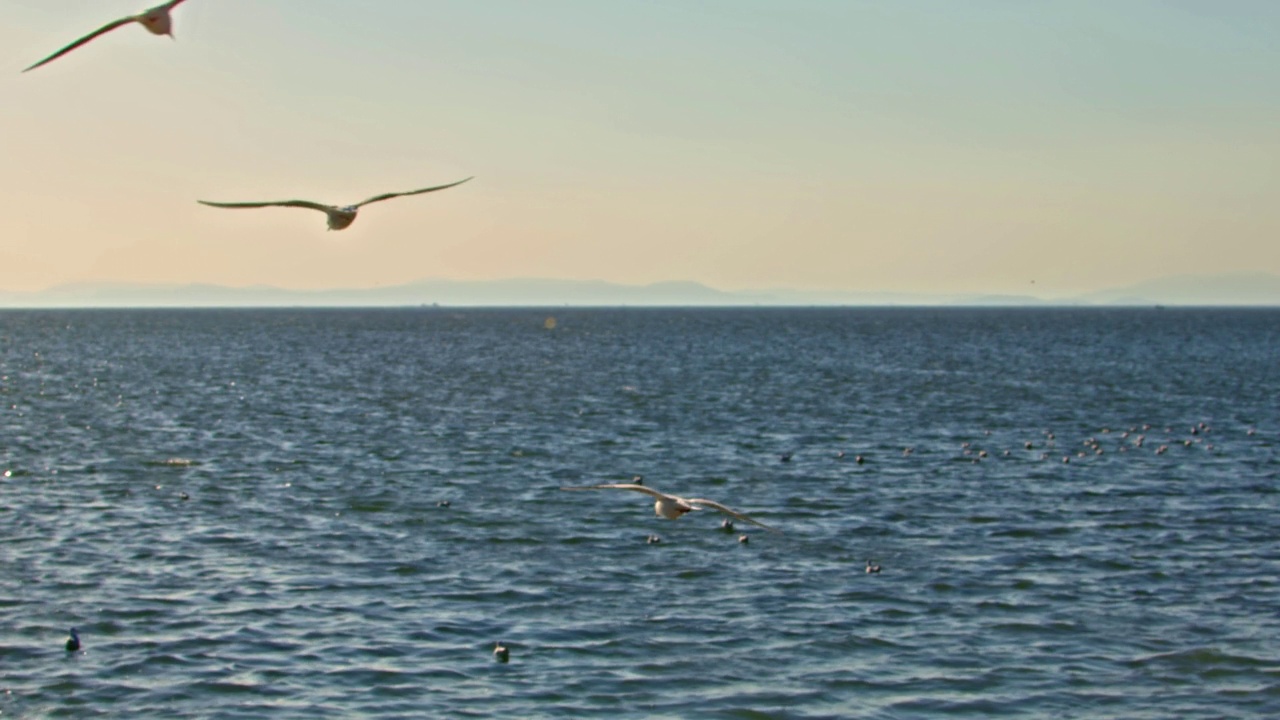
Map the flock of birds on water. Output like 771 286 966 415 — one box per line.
26 0 1267 667
57 414 1255 660
22 0 473 229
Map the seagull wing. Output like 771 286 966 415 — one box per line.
560 483 671 501
23 15 139 72
354 177 474 208
161 0 191 10
198 199 333 213
686 498 779 532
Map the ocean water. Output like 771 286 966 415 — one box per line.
1 307 1278 719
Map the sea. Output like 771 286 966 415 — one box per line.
1 307 1277 719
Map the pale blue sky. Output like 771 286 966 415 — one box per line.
2 1 1277 296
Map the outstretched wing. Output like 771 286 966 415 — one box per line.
23 15 137 72
560 483 668 501
355 177 474 208
198 199 332 213
686 498 779 532
162 0 191 10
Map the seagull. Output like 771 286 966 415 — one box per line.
197 177 474 230
24 1 189 73
65 628 81 652
560 482 779 532
865 560 881 574
493 641 509 663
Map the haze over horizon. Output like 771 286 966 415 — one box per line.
3 1 1277 300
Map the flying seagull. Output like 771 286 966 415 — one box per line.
197 177 474 230
24 0 189 73
560 482 779 532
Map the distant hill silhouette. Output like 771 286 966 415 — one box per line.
1068 272 1280 306
1 273 1277 308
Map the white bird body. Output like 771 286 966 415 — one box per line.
198 177 473 230
24 0 188 73
560 482 778 532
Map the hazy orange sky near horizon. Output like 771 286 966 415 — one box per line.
1 1 1277 298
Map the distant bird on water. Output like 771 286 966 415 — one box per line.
65 628 81 652
24 0 189 73
198 177 474 231
560 482 779 532
865 560 881 574
493 641 509 663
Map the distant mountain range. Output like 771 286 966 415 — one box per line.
2 273 1278 308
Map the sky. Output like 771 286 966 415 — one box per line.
1 0 1277 298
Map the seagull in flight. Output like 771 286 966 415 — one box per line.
560 482 779 532
197 177 474 230
24 1 190 73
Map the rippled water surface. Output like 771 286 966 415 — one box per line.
2 307 1278 718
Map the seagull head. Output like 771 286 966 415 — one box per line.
138 8 176 38
325 207 359 231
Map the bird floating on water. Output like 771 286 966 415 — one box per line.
560 482 778 532
198 177 473 230
865 560 881 574
24 0 189 73
65 628 81 652
493 641 509 663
